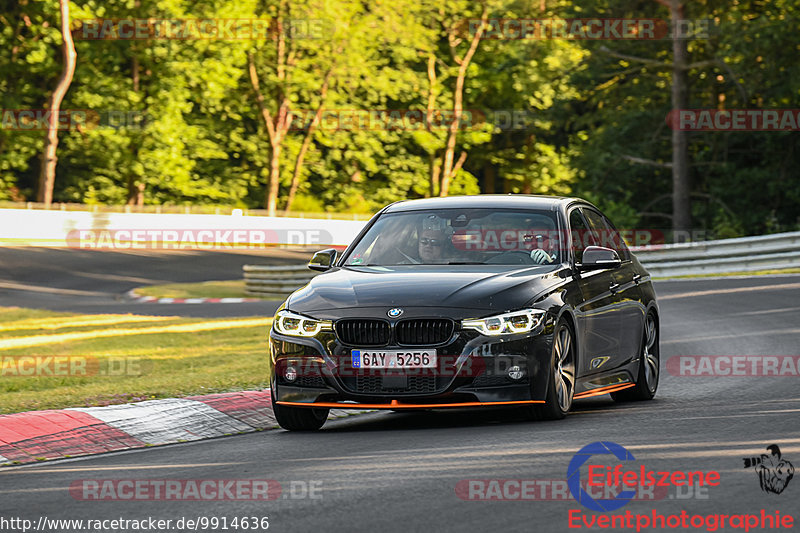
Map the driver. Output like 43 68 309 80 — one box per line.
418 229 446 264
530 248 554 264
526 233 556 265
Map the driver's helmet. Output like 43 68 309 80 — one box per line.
421 214 447 232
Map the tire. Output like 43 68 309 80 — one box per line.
528 319 576 421
271 388 329 431
612 311 659 402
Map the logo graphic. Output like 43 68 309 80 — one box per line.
387 308 404 318
743 445 794 494
590 356 610 370
567 441 636 512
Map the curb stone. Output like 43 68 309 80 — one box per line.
0 390 369 466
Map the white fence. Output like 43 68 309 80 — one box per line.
0 208 366 248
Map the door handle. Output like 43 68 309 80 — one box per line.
609 283 620 294
632 274 642 284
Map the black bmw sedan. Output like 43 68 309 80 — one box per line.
268 195 660 430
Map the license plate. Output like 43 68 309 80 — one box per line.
351 349 437 369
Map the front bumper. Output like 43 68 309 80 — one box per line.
268 316 556 409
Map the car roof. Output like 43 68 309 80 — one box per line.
383 194 585 213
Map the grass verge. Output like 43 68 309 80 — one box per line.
0 306 271 414
133 280 254 299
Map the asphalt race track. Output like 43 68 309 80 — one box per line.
0 247 310 317
1 249 799 532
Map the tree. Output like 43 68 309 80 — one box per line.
565 0 749 238
664 0 691 235
246 0 340 216
0 1 57 201
438 2 489 197
247 44 291 216
1 0 797 236
36 0 76 206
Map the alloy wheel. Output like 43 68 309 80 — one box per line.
643 313 659 393
553 324 576 412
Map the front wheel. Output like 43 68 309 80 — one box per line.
527 320 575 421
612 311 659 402
271 388 329 431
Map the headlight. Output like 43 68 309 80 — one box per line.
273 310 332 337
462 309 546 336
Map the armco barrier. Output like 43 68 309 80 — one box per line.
244 264 318 298
632 231 800 278
243 232 800 295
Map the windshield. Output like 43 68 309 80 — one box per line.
343 208 562 266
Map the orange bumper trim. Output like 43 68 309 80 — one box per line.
275 399 546 409
573 383 635 399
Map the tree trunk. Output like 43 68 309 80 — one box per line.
283 129 311 214
248 52 290 217
439 5 488 197
429 152 441 197
503 175 512 193
439 70 465 197
425 52 440 198
37 0 76 206
127 41 142 205
132 53 139 92
483 162 495 193
127 181 144 206
267 140 281 215
669 0 692 237
247 0 303 217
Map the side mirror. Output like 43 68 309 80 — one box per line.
577 246 621 271
308 248 338 272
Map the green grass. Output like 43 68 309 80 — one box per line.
654 267 800 280
0 307 272 414
134 280 254 299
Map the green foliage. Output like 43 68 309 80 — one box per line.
289 193 325 213
0 0 796 236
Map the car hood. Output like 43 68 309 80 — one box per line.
287 264 565 318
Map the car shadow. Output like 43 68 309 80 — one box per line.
315 397 655 433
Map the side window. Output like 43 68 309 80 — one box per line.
568 208 595 263
603 215 631 260
582 208 630 261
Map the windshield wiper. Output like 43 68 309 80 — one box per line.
447 261 485 265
